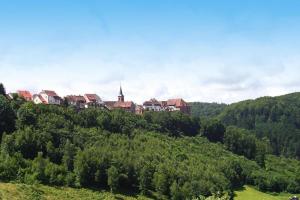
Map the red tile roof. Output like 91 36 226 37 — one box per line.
42 90 58 97
84 94 100 102
114 101 134 108
17 90 32 100
167 99 187 107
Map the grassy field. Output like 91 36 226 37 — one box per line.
235 186 299 200
0 182 151 200
1 183 299 200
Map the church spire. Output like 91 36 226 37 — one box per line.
119 85 123 96
118 85 124 102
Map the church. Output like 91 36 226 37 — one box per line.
104 86 136 113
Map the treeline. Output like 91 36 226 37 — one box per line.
0 83 299 198
189 102 227 119
218 93 300 159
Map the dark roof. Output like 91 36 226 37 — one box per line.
143 98 162 106
66 95 86 102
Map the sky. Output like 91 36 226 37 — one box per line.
1 0 300 104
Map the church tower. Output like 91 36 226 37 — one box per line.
118 86 124 102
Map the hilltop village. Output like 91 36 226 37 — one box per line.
7 86 190 115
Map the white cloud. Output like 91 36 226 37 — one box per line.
1 39 300 104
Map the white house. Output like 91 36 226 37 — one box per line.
84 94 103 108
33 90 61 105
143 98 163 111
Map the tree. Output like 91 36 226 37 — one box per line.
153 166 170 196
201 119 225 142
0 83 6 96
170 181 182 200
107 166 119 192
62 139 76 171
16 102 37 128
0 95 15 139
138 164 153 195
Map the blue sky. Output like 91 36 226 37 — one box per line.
1 0 300 103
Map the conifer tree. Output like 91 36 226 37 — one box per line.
0 83 6 96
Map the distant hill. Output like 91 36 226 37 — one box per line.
218 92 300 159
188 102 227 118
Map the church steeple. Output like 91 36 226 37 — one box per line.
118 85 124 102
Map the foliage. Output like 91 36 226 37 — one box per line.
0 95 16 139
201 119 225 143
219 93 300 159
235 185 300 200
0 94 299 198
0 182 150 200
189 102 227 119
0 83 6 96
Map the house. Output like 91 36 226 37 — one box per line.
142 98 190 114
143 98 163 111
33 94 47 104
165 98 190 114
17 90 32 101
65 95 86 109
135 105 144 115
84 94 103 108
33 90 61 105
104 86 136 113
103 101 116 110
114 101 135 113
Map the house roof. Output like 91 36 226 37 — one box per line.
143 98 162 106
66 95 86 102
42 90 59 97
167 99 187 107
84 94 101 102
114 101 134 108
104 101 116 108
18 90 32 99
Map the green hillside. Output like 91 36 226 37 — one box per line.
189 102 227 119
219 93 300 159
0 90 299 199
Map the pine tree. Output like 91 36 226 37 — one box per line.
0 83 6 96
107 166 119 192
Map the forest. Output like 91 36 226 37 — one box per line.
218 93 300 159
0 83 300 199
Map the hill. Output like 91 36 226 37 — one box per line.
0 93 299 199
219 92 300 159
189 102 227 119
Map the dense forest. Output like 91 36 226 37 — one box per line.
218 93 300 159
189 102 227 119
0 83 300 199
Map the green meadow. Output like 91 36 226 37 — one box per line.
0 182 150 200
235 186 299 200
